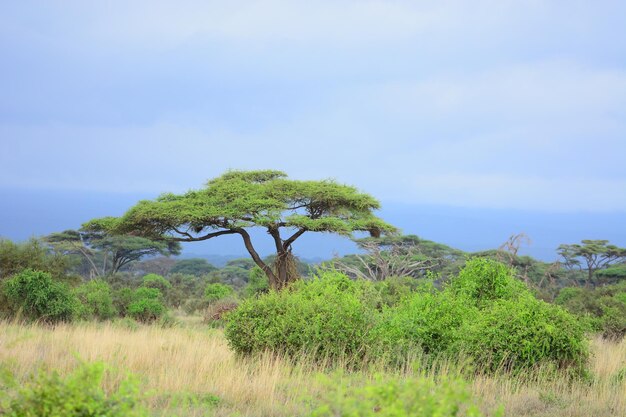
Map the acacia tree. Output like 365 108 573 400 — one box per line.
45 229 180 278
332 235 462 281
84 170 396 290
557 240 626 287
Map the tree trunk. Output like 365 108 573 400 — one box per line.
273 250 299 290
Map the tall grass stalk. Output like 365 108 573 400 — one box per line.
0 321 624 416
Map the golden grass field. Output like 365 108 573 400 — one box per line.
0 320 624 417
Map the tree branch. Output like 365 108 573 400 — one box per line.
283 228 307 250
235 228 278 285
170 229 240 242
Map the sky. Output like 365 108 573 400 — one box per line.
1 1 625 260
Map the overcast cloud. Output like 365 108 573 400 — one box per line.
1 1 625 212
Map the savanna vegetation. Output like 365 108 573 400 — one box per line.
1 170 625 416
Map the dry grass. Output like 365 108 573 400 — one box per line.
0 321 624 417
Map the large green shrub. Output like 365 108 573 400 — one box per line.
204 283 234 303
0 362 147 417
2 269 78 323
127 287 166 323
448 257 529 306
456 296 588 372
225 271 379 360
112 287 135 317
74 280 116 321
371 287 478 361
226 262 588 373
142 273 172 292
310 374 495 417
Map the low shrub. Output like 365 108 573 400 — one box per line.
310 374 497 417
112 287 135 317
127 287 166 323
456 296 589 372
555 282 626 339
74 280 116 321
448 257 529 306
226 262 589 374
2 269 78 323
374 275 422 307
142 273 172 292
204 283 234 303
371 287 478 361
0 362 148 417
225 270 379 360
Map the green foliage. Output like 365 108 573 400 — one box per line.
0 238 69 280
142 273 172 292
555 281 626 339
244 266 270 298
127 287 166 323
45 230 180 277
2 269 78 323
204 283 234 303
225 258 256 270
112 287 135 317
310 374 494 417
558 240 626 286
165 273 210 310
170 258 217 276
74 280 116 321
226 261 589 374
371 288 478 361
0 362 148 417
225 271 379 360
456 296 588 372
374 275 422 307
448 257 530 306
208 265 250 288
85 169 396 290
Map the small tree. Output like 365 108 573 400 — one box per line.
45 229 181 278
333 235 461 281
85 170 396 290
558 240 626 287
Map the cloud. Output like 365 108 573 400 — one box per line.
0 1 625 212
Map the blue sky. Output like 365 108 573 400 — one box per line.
1 1 625 259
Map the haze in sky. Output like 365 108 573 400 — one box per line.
1 1 625 260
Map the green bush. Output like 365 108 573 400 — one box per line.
555 282 626 339
448 257 529 306
112 287 135 317
457 296 588 372
0 362 147 417
371 287 478 361
2 269 78 323
226 263 588 373
127 287 166 323
142 273 172 292
204 283 234 303
374 275 421 308
310 374 496 417
225 271 379 360
243 266 270 298
0 238 69 280
74 280 116 321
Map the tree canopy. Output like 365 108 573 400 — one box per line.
45 229 180 278
84 170 396 289
558 240 626 286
